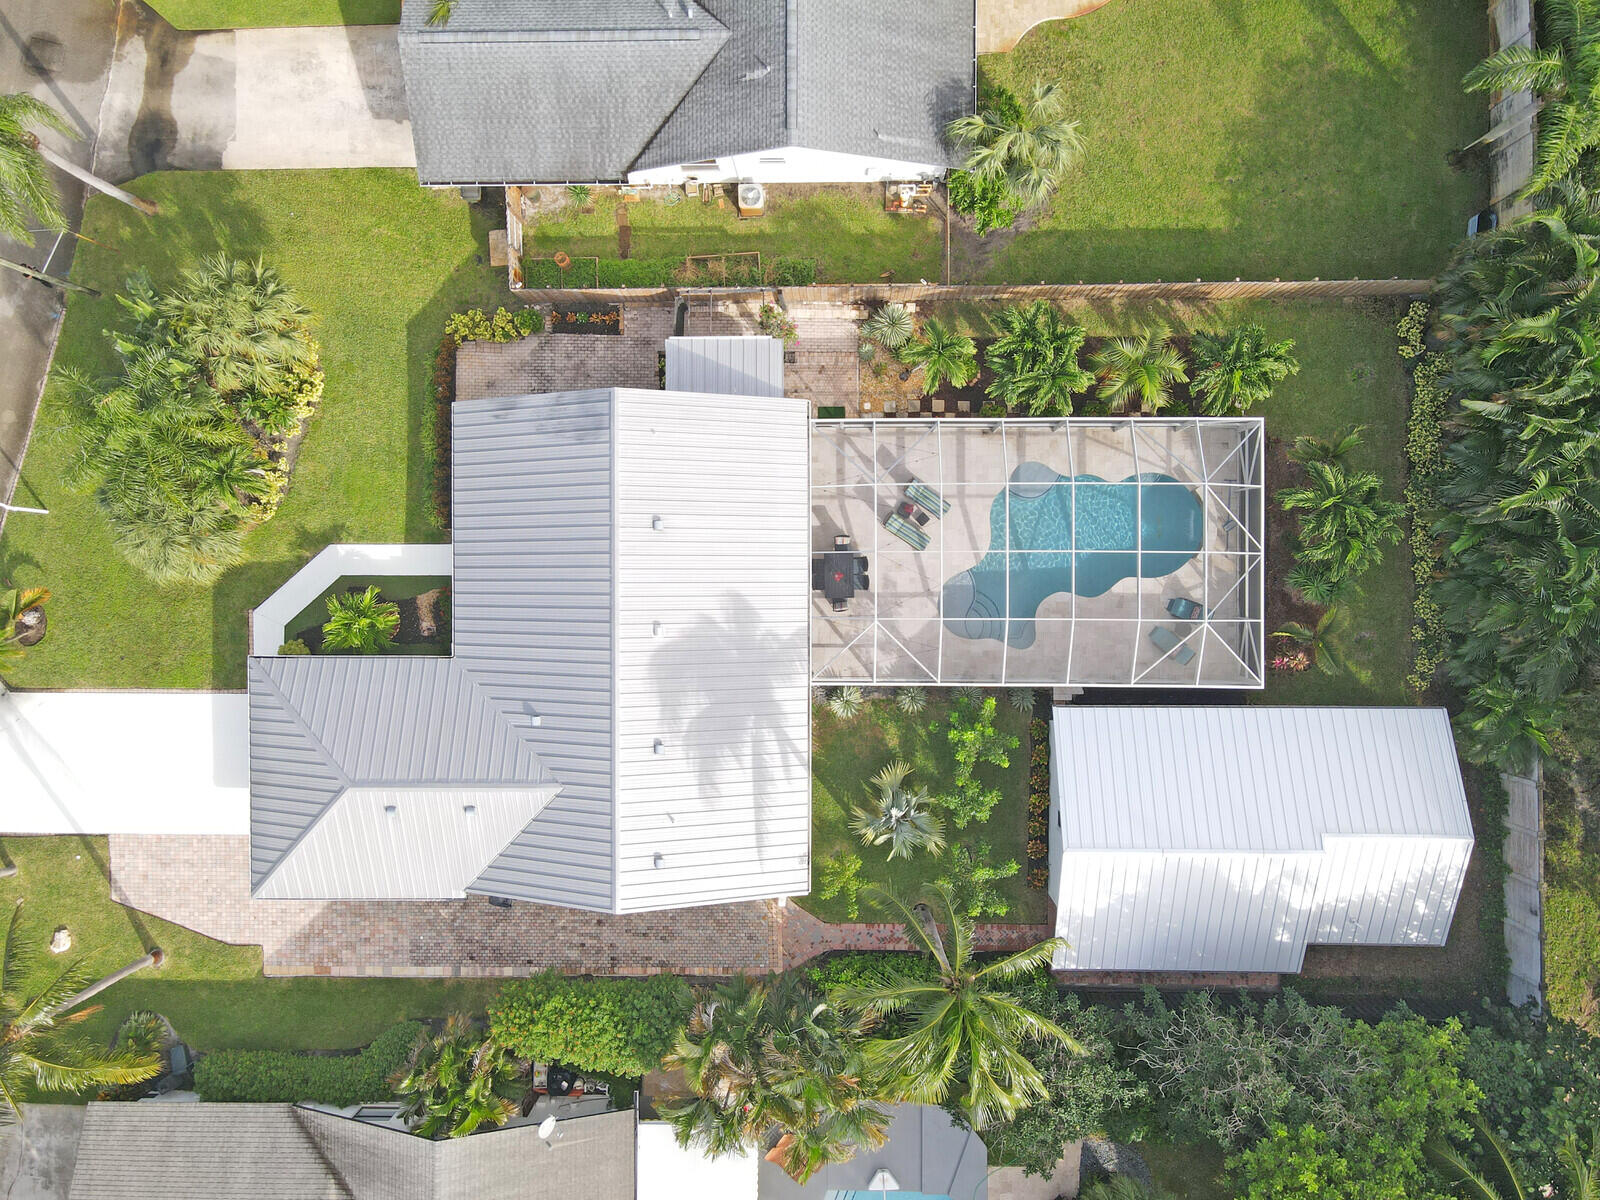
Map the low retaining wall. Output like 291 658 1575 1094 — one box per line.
249 543 454 656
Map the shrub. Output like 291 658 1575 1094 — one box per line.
947 169 1023 235
757 303 798 345
935 843 1019 918
488 973 690 1078
805 950 941 999
513 307 544 335
1396 300 1428 358
194 1022 424 1105
522 255 818 290
445 307 534 344
818 850 865 918
277 639 309 655
943 692 1019 828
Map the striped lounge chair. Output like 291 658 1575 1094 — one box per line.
885 510 930 551
905 480 950 517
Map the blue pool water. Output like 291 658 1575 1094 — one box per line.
942 463 1203 649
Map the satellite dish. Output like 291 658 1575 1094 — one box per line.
537 1115 558 1139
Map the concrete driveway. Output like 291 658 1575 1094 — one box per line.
96 4 414 179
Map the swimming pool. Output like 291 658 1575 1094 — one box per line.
942 462 1203 649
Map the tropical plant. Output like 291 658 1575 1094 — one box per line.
985 302 1093 416
826 685 865 720
391 1015 521 1139
1272 607 1369 682
817 851 866 919
898 318 978 395
0 901 162 1126
1091 322 1189 414
850 761 946 861
0 586 48 665
1428 1117 1600 1200
947 81 1086 208
488 973 689 1078
1289 424 1365 467
947 168 1023 234
1080 1179 1176 1200
944 692 1016 828
1278 460 1404 590
565 183 592 204
321 586 399 654
894 685 928 714
661 973 892 1183
862 303 914 351
1464 0 1600 195
1191 324 1299 415
427 0 457 26
1008 687 1036 715
934 843 1020 918
837 886 1076 1129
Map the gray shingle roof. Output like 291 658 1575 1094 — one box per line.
399 0 972 184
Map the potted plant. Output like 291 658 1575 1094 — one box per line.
0 586 50 663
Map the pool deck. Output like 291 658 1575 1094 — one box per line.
808 417 1265 688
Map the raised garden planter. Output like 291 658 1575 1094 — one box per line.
287 575 451 656
550 306 622 335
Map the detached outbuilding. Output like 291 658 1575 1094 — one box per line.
1047 705 1475 975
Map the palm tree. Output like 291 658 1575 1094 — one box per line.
836 885 1078 1130
1278 460 1404 584
850 761 946 861
391 1015 520 1139
1091 322 1189 414
322 585 400 653
894 686 927 715
826 685 865 721
984 301 1093 416
0 585 49 665
661 974 891 1183
1427 1115 1600 1200
1464 0 1600 195
1 901 163 1127
0 92 157 245
1288 424 1365 467
427 0 458 25
1272 607 1369 682
1190 324 1299 415
899 319 978 395
947 82 1086 209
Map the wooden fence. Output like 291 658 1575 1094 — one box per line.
512 278 1432 308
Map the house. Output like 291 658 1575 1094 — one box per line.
1047 705 1475 975
397 0 975 188
49 1101 987 1200
247 386 812 911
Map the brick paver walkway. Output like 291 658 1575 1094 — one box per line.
455 304 675 402
110 836 782 978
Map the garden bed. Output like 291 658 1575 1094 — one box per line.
549 305 622 334
284 575 451 656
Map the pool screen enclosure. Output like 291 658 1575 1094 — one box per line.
809 417 1266 687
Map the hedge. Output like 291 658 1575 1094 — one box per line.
520 255 816 289
487 973 690 1078
193 1021 423 1105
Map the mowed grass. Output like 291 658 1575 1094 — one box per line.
520 187 944 284
0 837 500 1053
807 693 1046 925
974 0 1487 283
922 295 1414 703
146 0 398 28
0 169 505 690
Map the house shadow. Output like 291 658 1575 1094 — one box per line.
211 521 350 686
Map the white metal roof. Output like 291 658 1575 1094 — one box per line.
248 388 811 913
1049 706 1474 973
664 337 784 397
635 1122 758 1200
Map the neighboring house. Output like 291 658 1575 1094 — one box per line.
1047 706 1475 975
248 386 812 911
397 0 975 188
53 1102 985 1200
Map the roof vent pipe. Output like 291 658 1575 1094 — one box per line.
384 804 398 815
463 804 477 815
652 515 665 531
654 739 666 754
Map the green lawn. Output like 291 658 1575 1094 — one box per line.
0 836 500 1053
807 692 1046 925
147 0 398 28
972 0 1486 283
519 187 944 284
0 169 504 691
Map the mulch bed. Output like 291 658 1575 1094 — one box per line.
1263 436 1323 663
550 305 622 334
293 587 449 654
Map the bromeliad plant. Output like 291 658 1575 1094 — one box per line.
850 761 946 861
390 1015 522 1139
322 585 400 654
836 885 1078 1130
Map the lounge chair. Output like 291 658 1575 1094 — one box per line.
905 480 950 517
1166 596 1204 621
885 510 930 551
1148 625 1196 666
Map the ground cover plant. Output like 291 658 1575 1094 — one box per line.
969 0 1486 283
516 186 941 285
808 691 1044 924
0 169 504 690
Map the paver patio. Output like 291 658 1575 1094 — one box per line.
110 835 783 977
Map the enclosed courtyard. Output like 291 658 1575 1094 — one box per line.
810 417 1265 687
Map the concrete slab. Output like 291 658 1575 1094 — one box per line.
0 691 249 835
0 1105 84 1200
95 7 413 181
